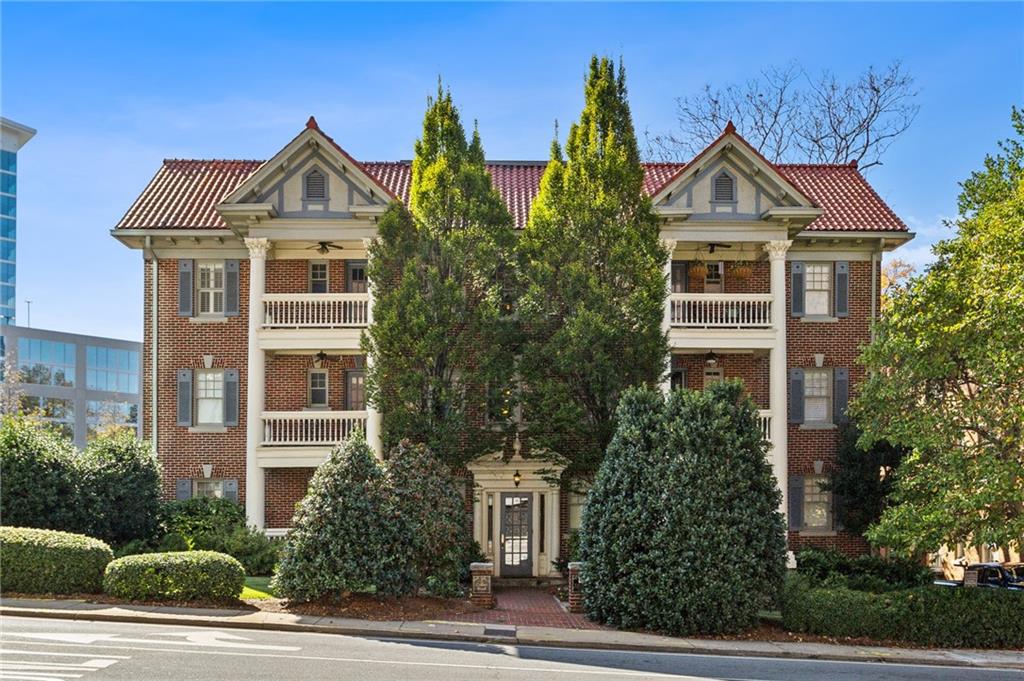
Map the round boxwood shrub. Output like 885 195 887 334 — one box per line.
0 526 113 594
579 383 787 635
0 417 83 532
103 551 245 601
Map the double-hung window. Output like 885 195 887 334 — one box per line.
197 262 225 315
309 369 328 408
803 369 832 424
195 369 224 425
805 263 832 316
802 475 832 530
310 262 328 293
194 479 224 499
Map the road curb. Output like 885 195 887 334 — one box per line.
2 606 1021 671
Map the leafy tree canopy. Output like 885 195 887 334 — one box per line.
855 107 1024 554
518 56 667 480
363 81 517 468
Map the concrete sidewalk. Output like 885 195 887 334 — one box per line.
2 597 1022 671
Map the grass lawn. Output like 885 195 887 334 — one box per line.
241 576 275 600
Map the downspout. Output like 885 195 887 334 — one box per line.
870 242 880 341
147 236 159 454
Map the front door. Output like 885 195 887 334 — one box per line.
500 493 532 577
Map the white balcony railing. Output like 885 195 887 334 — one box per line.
758 410 772 443
670 293 773 329
261 411 367 446
262 293 369 329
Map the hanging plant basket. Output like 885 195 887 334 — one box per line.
689 262 709 280
732 262 753 280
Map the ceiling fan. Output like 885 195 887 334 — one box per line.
707 242 733 254
307 241 344 255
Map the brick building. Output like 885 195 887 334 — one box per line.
112 118 912 577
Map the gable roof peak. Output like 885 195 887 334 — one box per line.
723 120 736 135
305 115 320 131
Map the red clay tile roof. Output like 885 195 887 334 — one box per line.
115 158 907 232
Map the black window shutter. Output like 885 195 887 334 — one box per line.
176 479 192 501
788 475 804 531
788 368 805 424
223 369 239 427
178 260 194 317
833 367 850 424
223 479 239 504
224 260 240 317
834 261 849 318
791 262 805 317
176 369 193 427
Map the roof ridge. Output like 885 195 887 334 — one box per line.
163 158 265 164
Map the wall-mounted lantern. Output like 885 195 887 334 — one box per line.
512 470 522 487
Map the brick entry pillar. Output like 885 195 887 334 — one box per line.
469 562 495 608
567 561 584 613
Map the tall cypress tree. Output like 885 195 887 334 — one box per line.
363 83 517 467
518 56 667 480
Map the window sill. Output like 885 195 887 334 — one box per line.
799 315 839 323
798 529 837 537
188 425 227 434
189 316 228 324
799 423 836 431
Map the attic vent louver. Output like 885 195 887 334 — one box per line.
713 172 735 202
304 169 327 200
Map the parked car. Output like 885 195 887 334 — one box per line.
933 562 1024 591
1006 563 1024 581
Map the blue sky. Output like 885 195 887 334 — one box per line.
2 2 1021 341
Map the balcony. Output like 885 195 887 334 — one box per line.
667 293 778 350
257 410 367 467
758 410 772 444
670 293 773 329
258 293 369 351
263 293 369 328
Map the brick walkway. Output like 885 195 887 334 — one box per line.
450 587 602 629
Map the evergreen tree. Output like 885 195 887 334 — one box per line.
518 56 667 479
363 82 517 468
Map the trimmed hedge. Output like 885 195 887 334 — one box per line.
796 547 931 592
103 551 245 601
781 574 1024 648
0 526 113 594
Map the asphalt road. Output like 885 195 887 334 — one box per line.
0 616 1020 681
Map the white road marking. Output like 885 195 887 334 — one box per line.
0 651 130 660
0 639 683 677
7 631 299 652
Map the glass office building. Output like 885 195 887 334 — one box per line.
0 117 35 325
1 325 141 448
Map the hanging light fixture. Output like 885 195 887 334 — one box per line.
704 350 718 367
512 470 522 487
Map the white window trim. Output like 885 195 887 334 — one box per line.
196 260 226 318
801 368 833 428
309 261 329 294
801 474 836 534
308 368 329 409
194 368 225 427
193 478 225 499
345 369 366 411
804 262 833 317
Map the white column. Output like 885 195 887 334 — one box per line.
244 237 270 530
764 240 791 526
362 238 383 459
661 239 677 394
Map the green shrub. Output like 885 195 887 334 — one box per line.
580 384 786 635
79 431 162 547
103 551 245 601
162 497 246 541
387 440 467 595
0 526 113 594
0 417 84 532
796 548 932 592
273 435 416 601
204 526 280 576
781 574 1024 648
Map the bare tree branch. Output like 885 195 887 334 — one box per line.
646 60 919 171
